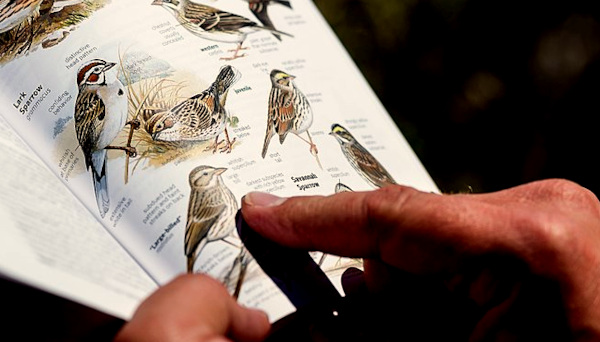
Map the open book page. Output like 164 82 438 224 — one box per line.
0 116 157 320
0 0 438 321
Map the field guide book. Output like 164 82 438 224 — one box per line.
0 0 438 321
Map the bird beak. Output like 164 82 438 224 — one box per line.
151 0 161 4
328 131 334 135
215 167 227 175
103 62 116 72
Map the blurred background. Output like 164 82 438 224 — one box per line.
5 0 600 340
314 0 600 195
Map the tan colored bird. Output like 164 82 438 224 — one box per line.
185 165 237 273
1 0 43 53
152 0 292 60
262 69 317 160
330 123 396 189
144 65 240 153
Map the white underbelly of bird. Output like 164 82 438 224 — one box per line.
94 83 128 149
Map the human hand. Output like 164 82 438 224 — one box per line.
113 274 270 342
241 179 600 341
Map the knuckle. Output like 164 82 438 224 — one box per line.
537 179 599 209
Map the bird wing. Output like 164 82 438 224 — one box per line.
0 0 11 12
350 143 397 186
184 190 226 257
272 90 295 139
171 91 215 131
184 2 257 31
74 90 106 172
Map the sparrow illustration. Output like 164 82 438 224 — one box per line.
329 124 397 189
145 65 240 153
246 0 291 41
334 181 353 193
185 165 237 273
151 0 292 60
1 0 43 53
0 0 42 34
74 59 133 217
262 69 317 160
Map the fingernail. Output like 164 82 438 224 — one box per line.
244 192 287 207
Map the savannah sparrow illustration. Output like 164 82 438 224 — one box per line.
330 124 397 189
262 69 318 160
151 0 292 60
74 59 135 217
185 165 237 274
246 0 291 41
145 65 240 153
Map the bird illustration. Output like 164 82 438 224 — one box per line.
262 69 319 164
0 0 42 34
74 59 134 217
246 0 291 41
185 165 238 274
0 0 43 53
151 0 292 60
334 181 353 193
144 65 240 153
329 124 397 189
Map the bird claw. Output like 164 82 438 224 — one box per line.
127 119 141 130
125 146 137 158
220 53 246 61
220 138 236 154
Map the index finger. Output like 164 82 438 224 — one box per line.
241 185 536 274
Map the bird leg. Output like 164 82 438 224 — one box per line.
219 128 236 154
295 131 322 169
223 247 250 300
220 42 248 61
204 136 221 154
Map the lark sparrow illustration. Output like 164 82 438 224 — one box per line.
151 0 292 60
185 165 237 273
145 65 240 153
330 124 396 189
262 69 317 159
74 59 133 217
246 0 291 41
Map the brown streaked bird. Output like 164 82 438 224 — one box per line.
262 69 317 159
74 59 133 217
151 0 292 60
0 0 43 34
246 0 291 41
329 123 397 189
185 165 237 274
1 0 44 53
145 65 240 153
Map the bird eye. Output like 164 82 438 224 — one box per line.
203 172 209 176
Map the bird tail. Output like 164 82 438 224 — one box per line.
259 25 293 39
91 155 110 218
187 256 196 273
274 0 292 9
262 125 274 158
214 65 241 92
